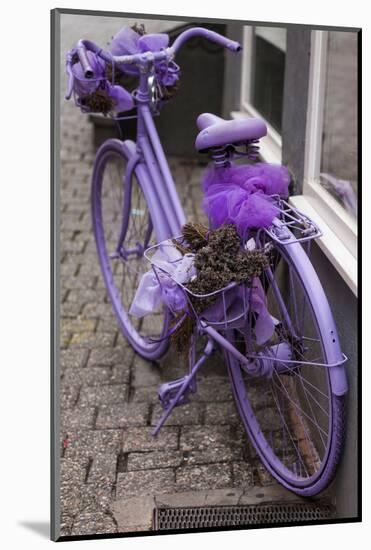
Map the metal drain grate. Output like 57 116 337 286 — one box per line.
154 502 333 530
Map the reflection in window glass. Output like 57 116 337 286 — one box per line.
321 32 358 217
252 28 286 133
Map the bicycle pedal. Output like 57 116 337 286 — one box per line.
158 376 196 410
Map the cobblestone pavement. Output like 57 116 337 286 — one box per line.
59 98 282 537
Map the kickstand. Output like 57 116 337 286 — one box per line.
152 339 214 436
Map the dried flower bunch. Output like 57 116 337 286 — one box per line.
69 23 181 115
171 222 269 351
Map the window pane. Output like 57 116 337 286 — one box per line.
252 28 286 133
320 31 358 217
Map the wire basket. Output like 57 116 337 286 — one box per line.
144 238 252 329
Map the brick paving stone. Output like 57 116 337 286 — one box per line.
176 463 232 491
60 331 72 350
82 302 115 319
61 406 96 430
204 401 240 425
69 331 116 349
122 427 179 453
111 365 131 385
116 469 175 499
131 355 162 387
180 425 238 452
67 288 105 306
88 347 131 367
232 462 255 488
131 385 160 405
60 262 78 278
180 426 244 465
60 383 80 409
80 481 114 512
127 450 184 471
60 514 74 536
96 403 149 429
151 403 203 426
78 262 103 278
63 363 130 387
62 275 97 291
87 453 117 484
63 429 122 461
61 301 83 318
183 445 243 466
60 458 88 516
63 366 123 387
62 239 86 254
193 376 234 402
61 317 97 334
71 511 118 536
95 317 120 333
60 348 89 370
78 384 128 406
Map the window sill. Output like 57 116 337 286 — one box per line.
289 195 357 297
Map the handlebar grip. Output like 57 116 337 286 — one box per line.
170 27 242 55
204 29 241 52
77 41 94 79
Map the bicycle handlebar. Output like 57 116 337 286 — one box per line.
73 26 241 80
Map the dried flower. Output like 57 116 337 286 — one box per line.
173 223 269 346
81 88 115 114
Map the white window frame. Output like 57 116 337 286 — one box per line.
231 26 283 164
290 30 358 296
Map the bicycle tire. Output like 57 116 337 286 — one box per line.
91 138 169 360
225 237 346 496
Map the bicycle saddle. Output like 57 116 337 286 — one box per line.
195 112 267 152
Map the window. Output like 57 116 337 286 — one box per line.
320 32 358 218
292 29 358 295
251 27 286 133
234 25 287 163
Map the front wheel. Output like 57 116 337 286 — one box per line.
225 239 346 496
91 139 169 360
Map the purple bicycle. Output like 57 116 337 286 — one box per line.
66 25 348 497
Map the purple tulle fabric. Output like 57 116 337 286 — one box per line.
70 48 134 113
71 50 106 96
106 82 134 112
138 33 169 52
110 26 180 87
202 163 290 236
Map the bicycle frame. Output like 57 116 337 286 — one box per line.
117 67 186 251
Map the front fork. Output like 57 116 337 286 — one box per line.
111 148 154 261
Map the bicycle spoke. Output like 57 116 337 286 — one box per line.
271 372 328 439
269 383 310 477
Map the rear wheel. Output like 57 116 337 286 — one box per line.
91 139 169 360
225 238 346 496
